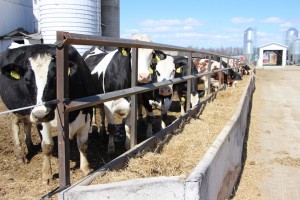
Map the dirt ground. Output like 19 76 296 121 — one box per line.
232 66 300 200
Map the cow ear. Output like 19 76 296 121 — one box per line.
68 61 78 76
118 47 130 57
153 50 166 62
0 63 25 80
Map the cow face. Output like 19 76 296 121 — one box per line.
0 44 96 122
29 51 87 123
131 34 166 84
151 55 175 96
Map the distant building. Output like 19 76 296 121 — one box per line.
257 43 287 67
0 0 39 51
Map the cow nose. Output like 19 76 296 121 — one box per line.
159 86 172 96
138 73 151 83
30 106 48 122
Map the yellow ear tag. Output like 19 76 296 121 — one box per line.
181 97 186 102
176 66 183 73
149 67 153 74
155 55 160 63
122 48 128 57
68 67 71 76
10 71 20 80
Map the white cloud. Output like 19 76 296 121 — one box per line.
183 18 203 26
279 22 294 28
260 17 282 23
231 17 255 24
140 19 181 27
139 18 203 27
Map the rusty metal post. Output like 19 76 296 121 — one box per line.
207 55 212 95
130 48 138 148
186 53 192 111
219 56 222 88
56 32 70 189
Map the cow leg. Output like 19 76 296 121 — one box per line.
124 114 131 150
99 104 106 134
104 102 116 154
137 103 144 122
91 107 98 133
38 122 53 184
161 97 172 129
23 120 37 160
76 117 92 176
190 93 199 108
110 99 131 150
11 115 27 163
203 77 209 96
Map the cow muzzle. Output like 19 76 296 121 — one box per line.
138 73 151 83
30 106 49 123
159 86 173 96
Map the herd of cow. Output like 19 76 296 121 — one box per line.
0 34 249 184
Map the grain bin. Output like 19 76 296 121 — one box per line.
285 27 298 61
291 39 300 65
101 0 120 51
39 0 101 55
243 27 256 62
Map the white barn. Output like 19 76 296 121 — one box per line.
257 43 288 67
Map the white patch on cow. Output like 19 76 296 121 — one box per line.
8 42 25 49
155 55 175 95
156 56 175 82
69 110 91 140
130 34 154 81
29 54 52 105
84 47 105 61
91 49 118 93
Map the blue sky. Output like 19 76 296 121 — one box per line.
120 0 300 48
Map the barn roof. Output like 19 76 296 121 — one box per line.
0 28 42 40
259 42 288 49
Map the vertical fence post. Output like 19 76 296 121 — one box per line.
186 52 192 111
207 55 212 95
56 32 70 189
130 48 138 148
219 56 222 88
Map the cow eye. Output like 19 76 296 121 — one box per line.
155 70 160 76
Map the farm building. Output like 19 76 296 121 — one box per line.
0 0 120 54
256 42 288 67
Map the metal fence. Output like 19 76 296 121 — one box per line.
0 31 240 191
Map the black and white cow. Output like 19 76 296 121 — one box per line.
139 55 176 137
83 33 166 153
173 56 200 115
0 44 97 184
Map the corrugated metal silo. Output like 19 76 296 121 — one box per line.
101 0 120 51
39 0 101 55
292 39 300 65
285 27 298 48
243 27 256 62
285 27 298 60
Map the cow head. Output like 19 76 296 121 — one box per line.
0 44 95 123
131 34 166 84
149 55 175 96
0 63 37 116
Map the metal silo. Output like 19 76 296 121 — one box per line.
292 39 300 65
285 27 298 61
243 27 256 62
39 0 101 55
101 0 120 51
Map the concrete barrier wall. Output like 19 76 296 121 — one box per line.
60 75 255 200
